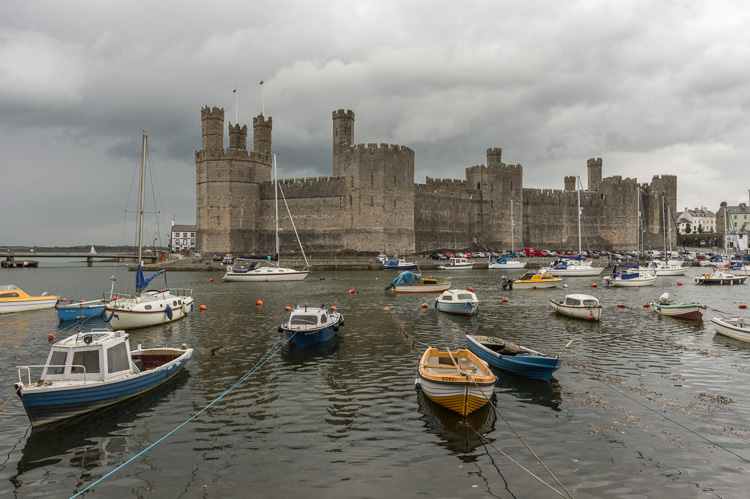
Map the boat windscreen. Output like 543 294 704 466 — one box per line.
391 272 422 286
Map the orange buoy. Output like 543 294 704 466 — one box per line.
466 286 474 292
285 306 292 312
61 298 68 302
588 314 594 320
383 307 390 311
617 303 624 308
591 283 597 288
677 281 682 285
643 303 650 308
740 304 747 309
331 306 337 311
199 305 207 311
502 297 509 302
209 278 213 282
349 288 355 294
256 300 263 306
319 276 325 280
113 296 119 300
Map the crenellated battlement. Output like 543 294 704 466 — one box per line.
333 109 355 119
201 106 224 120
349 142 414 154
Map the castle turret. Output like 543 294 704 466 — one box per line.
333 109 355 177
486 147 502 168
587 158 602 192
564 176 576 191
201 106 224 151
253 114 272 155
228 123 248 150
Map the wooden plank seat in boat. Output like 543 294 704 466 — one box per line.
423 364 478 370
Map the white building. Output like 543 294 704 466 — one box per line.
676 206 716 234
170 222 196 252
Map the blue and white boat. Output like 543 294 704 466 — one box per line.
435 289 479 316
279 304 344 348
14 329 192 427
466 334 561 382
382 258 418 270
55 299 107 322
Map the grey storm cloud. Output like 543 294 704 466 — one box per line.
1 0 749 245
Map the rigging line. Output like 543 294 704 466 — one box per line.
69 333 295 499
276 182 309 268
145 138 167 259
590 375 750 465
469 427 573 499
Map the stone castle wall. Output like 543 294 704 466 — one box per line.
195 107 677 255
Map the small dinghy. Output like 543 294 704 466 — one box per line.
466 334 561 382
56 299 107 322
415 347 496 416
278 304 344 348
711 317 750 342
14 329 192 427
435 289 479 316
386 271 451 294
650 293 706 320
549 294 602 321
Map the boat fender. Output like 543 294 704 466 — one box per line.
333 324 339 332
277 326 283 333
435 299 439 308
83 334 93 345
103 310 115 323
339 317 345 327
166 305 173 319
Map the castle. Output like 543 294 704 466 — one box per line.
196 107 677 256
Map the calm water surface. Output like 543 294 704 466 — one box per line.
1 260 749 498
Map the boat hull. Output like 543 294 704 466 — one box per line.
435 302 479 316
651 302 705 320
383 264 418 270
56 301 106 322
393 283 451 294
466 335 561 382
0 298 57 314
280 311 343 348
488 261 526 269
105 295 194 330
549 300 601 321
694 275 746 285
16 349 191 427
223 267 309 281
512 280 560 289
416 376 494 416
603 275 657 287
543 266 604 277
711 317 750 342
437 264 474 270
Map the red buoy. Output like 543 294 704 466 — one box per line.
643 303 650 308
588 314 594 320
48 333 55 342
285 306 292 312
199 305 207 311
466 286 474 292
256 300 263 307
591 283 597 288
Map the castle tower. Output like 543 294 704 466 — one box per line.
253 114 272 156
564 176 576 191
228 123 248 150
332 109 355 177
587 158 602 192
486 147 502 168
201 106 224 151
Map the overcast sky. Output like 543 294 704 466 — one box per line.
1 0 749 246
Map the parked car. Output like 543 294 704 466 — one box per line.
213 254 223 261
223 254 233 264
523 248 534 257
430 253 448 260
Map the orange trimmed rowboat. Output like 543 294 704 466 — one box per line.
416 347 496 416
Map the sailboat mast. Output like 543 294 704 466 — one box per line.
662 194 667 256
577 177 582 256
137 133 147 269
510 200 514 256
273 153 279 267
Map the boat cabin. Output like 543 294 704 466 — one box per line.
563 295 600 307
441 291 475 301
287 305 335 330
34 330 135 383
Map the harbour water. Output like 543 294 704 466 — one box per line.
1 261 749 498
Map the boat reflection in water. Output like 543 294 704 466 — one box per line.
492 375 564 412
415 390 497 457
15 372 188 477
281 335 340 366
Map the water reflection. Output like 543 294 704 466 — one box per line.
493 375 563 411
281 334 340 365
14 371 189 476
415 389 497 457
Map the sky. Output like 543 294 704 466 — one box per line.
1 0 749 246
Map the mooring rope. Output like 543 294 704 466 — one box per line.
68 333 295 499
0 385 22 413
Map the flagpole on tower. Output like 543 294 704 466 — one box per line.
233 86 237 123
260 79 264 116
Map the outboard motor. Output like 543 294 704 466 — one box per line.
659 292 670 304
501 276 513 290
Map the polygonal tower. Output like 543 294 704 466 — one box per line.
332 109 355 177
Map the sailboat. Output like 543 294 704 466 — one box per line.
649 196 688 276
541 178 603 277
695 208 746 285
223 153 309 282
488 200 526 269
104 133 195 330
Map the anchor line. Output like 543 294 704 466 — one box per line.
69 332 296 499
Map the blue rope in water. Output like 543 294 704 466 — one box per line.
68 333 294 498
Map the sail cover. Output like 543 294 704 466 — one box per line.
136 266 165 292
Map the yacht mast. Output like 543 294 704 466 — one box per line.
273 153 279 267
510 200 514 256
577 177 582 256
137 133 147 271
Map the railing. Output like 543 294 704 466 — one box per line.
103 288 193 301
16 365 88 385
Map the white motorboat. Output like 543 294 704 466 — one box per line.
0 285 57 314
435 289 479 316
549 294 602 321
649 260 688 276
437 257 474 270
602 265 656 287
489 200 526 270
